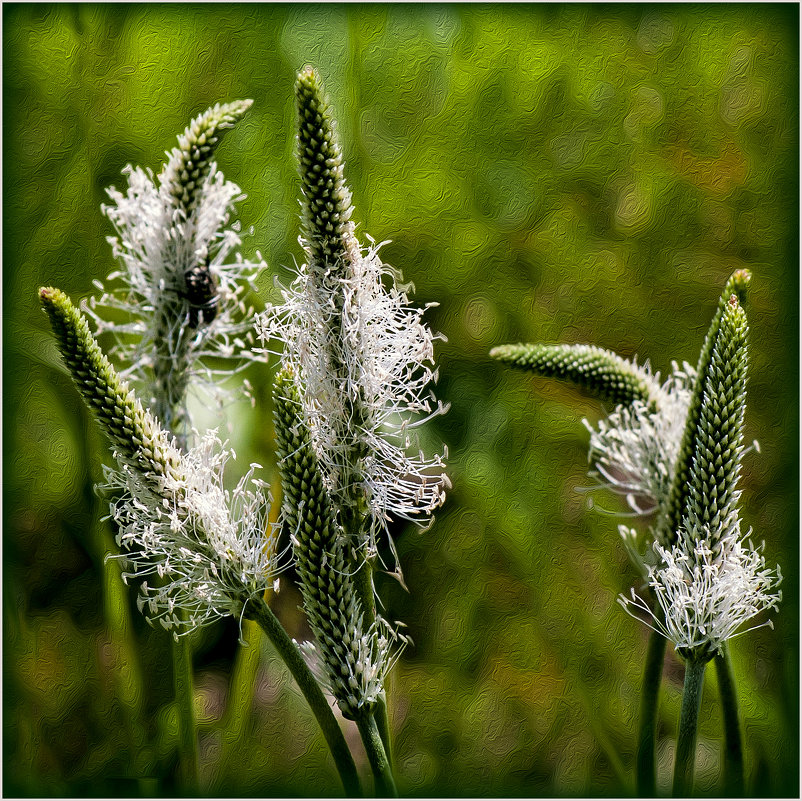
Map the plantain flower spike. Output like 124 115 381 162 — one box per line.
273 366 404 717
621 295 781 660
41 287 279 637
86 100 264 444
258 67 449 565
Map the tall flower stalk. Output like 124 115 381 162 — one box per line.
274 367 399 795
40 287 361 796
621 295 781 795
83 100 261 791
491 272 781 795
259 66 449 794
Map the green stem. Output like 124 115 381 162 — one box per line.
355 712 397 797
714 644 744 796
374 691 393 773
673 656 707 797
172 624 199 794
353 557 393 766
637 630 667 796
101 529 151 776
247 596 361 797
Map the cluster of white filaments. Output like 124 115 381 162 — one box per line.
104 430 280 637
85 157 264 421
585 361 695 517
621 515 782 657
299 618 411 715
258 238 450 558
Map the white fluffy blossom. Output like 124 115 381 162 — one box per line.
85 108 264 439
620 515 782 659
584 361 695 517
104 430 281 637
258 238 450 561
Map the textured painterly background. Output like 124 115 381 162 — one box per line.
3 4 798 797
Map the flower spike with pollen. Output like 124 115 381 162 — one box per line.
273 367 404 719
87 100 263 443
40 287 280 636
259 67 449 563
621 295 781 661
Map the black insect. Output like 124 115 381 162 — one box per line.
181 258 219 328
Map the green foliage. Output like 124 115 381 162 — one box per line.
6 4 798 797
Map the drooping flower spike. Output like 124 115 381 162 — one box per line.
489 342 663 409
86 100 264 443
258 67 449 565
491 339 696 568
41 287 280 637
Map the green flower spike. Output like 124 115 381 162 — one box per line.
657 268 751 547
680 294 748 559
295 66 356 270
273 367 399 722
489 342 661 409
40 286 181 483
161 99 254 220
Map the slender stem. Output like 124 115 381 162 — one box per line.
714 644 745 796
673 656 707 797
247 596 361 797
353 557 394 767
101 530 151 774
172 623 199 794
355 712 397 797
374 691 393 773
637 630 667 796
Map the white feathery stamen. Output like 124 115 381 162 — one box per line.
620 514 782 658
85 153 265 431
104 429 282 638
258 237 450 561
584 361 695 517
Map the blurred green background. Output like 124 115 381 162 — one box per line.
3 3 798 797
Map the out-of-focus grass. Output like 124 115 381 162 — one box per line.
4 4 797 796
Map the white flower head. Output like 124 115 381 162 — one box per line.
84 102 265 438
620 514 782 661
105 429 282 638
258 237 450 563
584 361 695 517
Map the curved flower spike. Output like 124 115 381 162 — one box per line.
41 287 279 637
490 342 662 409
